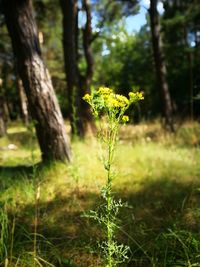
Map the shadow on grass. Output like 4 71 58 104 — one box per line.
0 161 58 180
12 191 101 267
10 176 200 267
120 177 200 229
0 163 47 181
0 165 35 177
7 131 35 147
118 178 200 266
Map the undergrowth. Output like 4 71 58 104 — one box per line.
0 120 200 266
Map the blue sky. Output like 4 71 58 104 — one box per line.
125 8 147 33
126 0 164 33
89 0 164 34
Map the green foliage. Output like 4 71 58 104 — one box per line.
93 25 157 119
34 0 68 117
162 0 200 117
148 226 200 266
93 0 139 29
92 0 200 120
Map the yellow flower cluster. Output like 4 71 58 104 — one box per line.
98 87 113 95
128 92 144 102
105 93 129 108
122 115 129 122
115 94 129 105
82 93 92 102
82 86 144 119
95 86 129 109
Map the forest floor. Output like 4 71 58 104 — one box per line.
0 121 200 267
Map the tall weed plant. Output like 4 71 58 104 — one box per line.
83 87 143 267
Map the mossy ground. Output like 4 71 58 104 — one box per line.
0 121 200 266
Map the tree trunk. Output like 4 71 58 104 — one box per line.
81 0 96 133
149 0 174 132
194 29 198 48
82 0 94 90
0 95 7 137
17 78 29 126
0 78 7 137
3 0 71 162
1 63 10 123
59 0 85 138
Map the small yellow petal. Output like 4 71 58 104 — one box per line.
122 115 129 122
98 87 113 95
82 93 92 102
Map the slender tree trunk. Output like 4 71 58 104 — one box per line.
0 77 7 136
149 0 174 132
1 63 10 123
17 78 29 126
188 52 194 120
59 0 85 138
0 95 7 137
82 0 94 89
3 100 9 123
81 0 96 133
3 0 71 162
194 29 198 48
183 26 194 120
0 119 6 137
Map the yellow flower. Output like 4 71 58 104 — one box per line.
103 93 129 109
98 87 113 95
137 92 144 100
106 96 120 108
82 93 92 102
122 115 129 122
115 94 129 106
129 91 144 102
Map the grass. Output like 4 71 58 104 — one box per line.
0 121 200 266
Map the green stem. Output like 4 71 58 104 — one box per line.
107 135 112 267
34 202 37 267
106 118 118 267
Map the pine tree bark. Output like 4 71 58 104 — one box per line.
149 0 174 132
17 78 29 126
3 0 71 162
59 0 85 138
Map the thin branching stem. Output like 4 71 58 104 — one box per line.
83 87 144 267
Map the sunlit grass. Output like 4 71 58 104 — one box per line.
0 121 200 266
